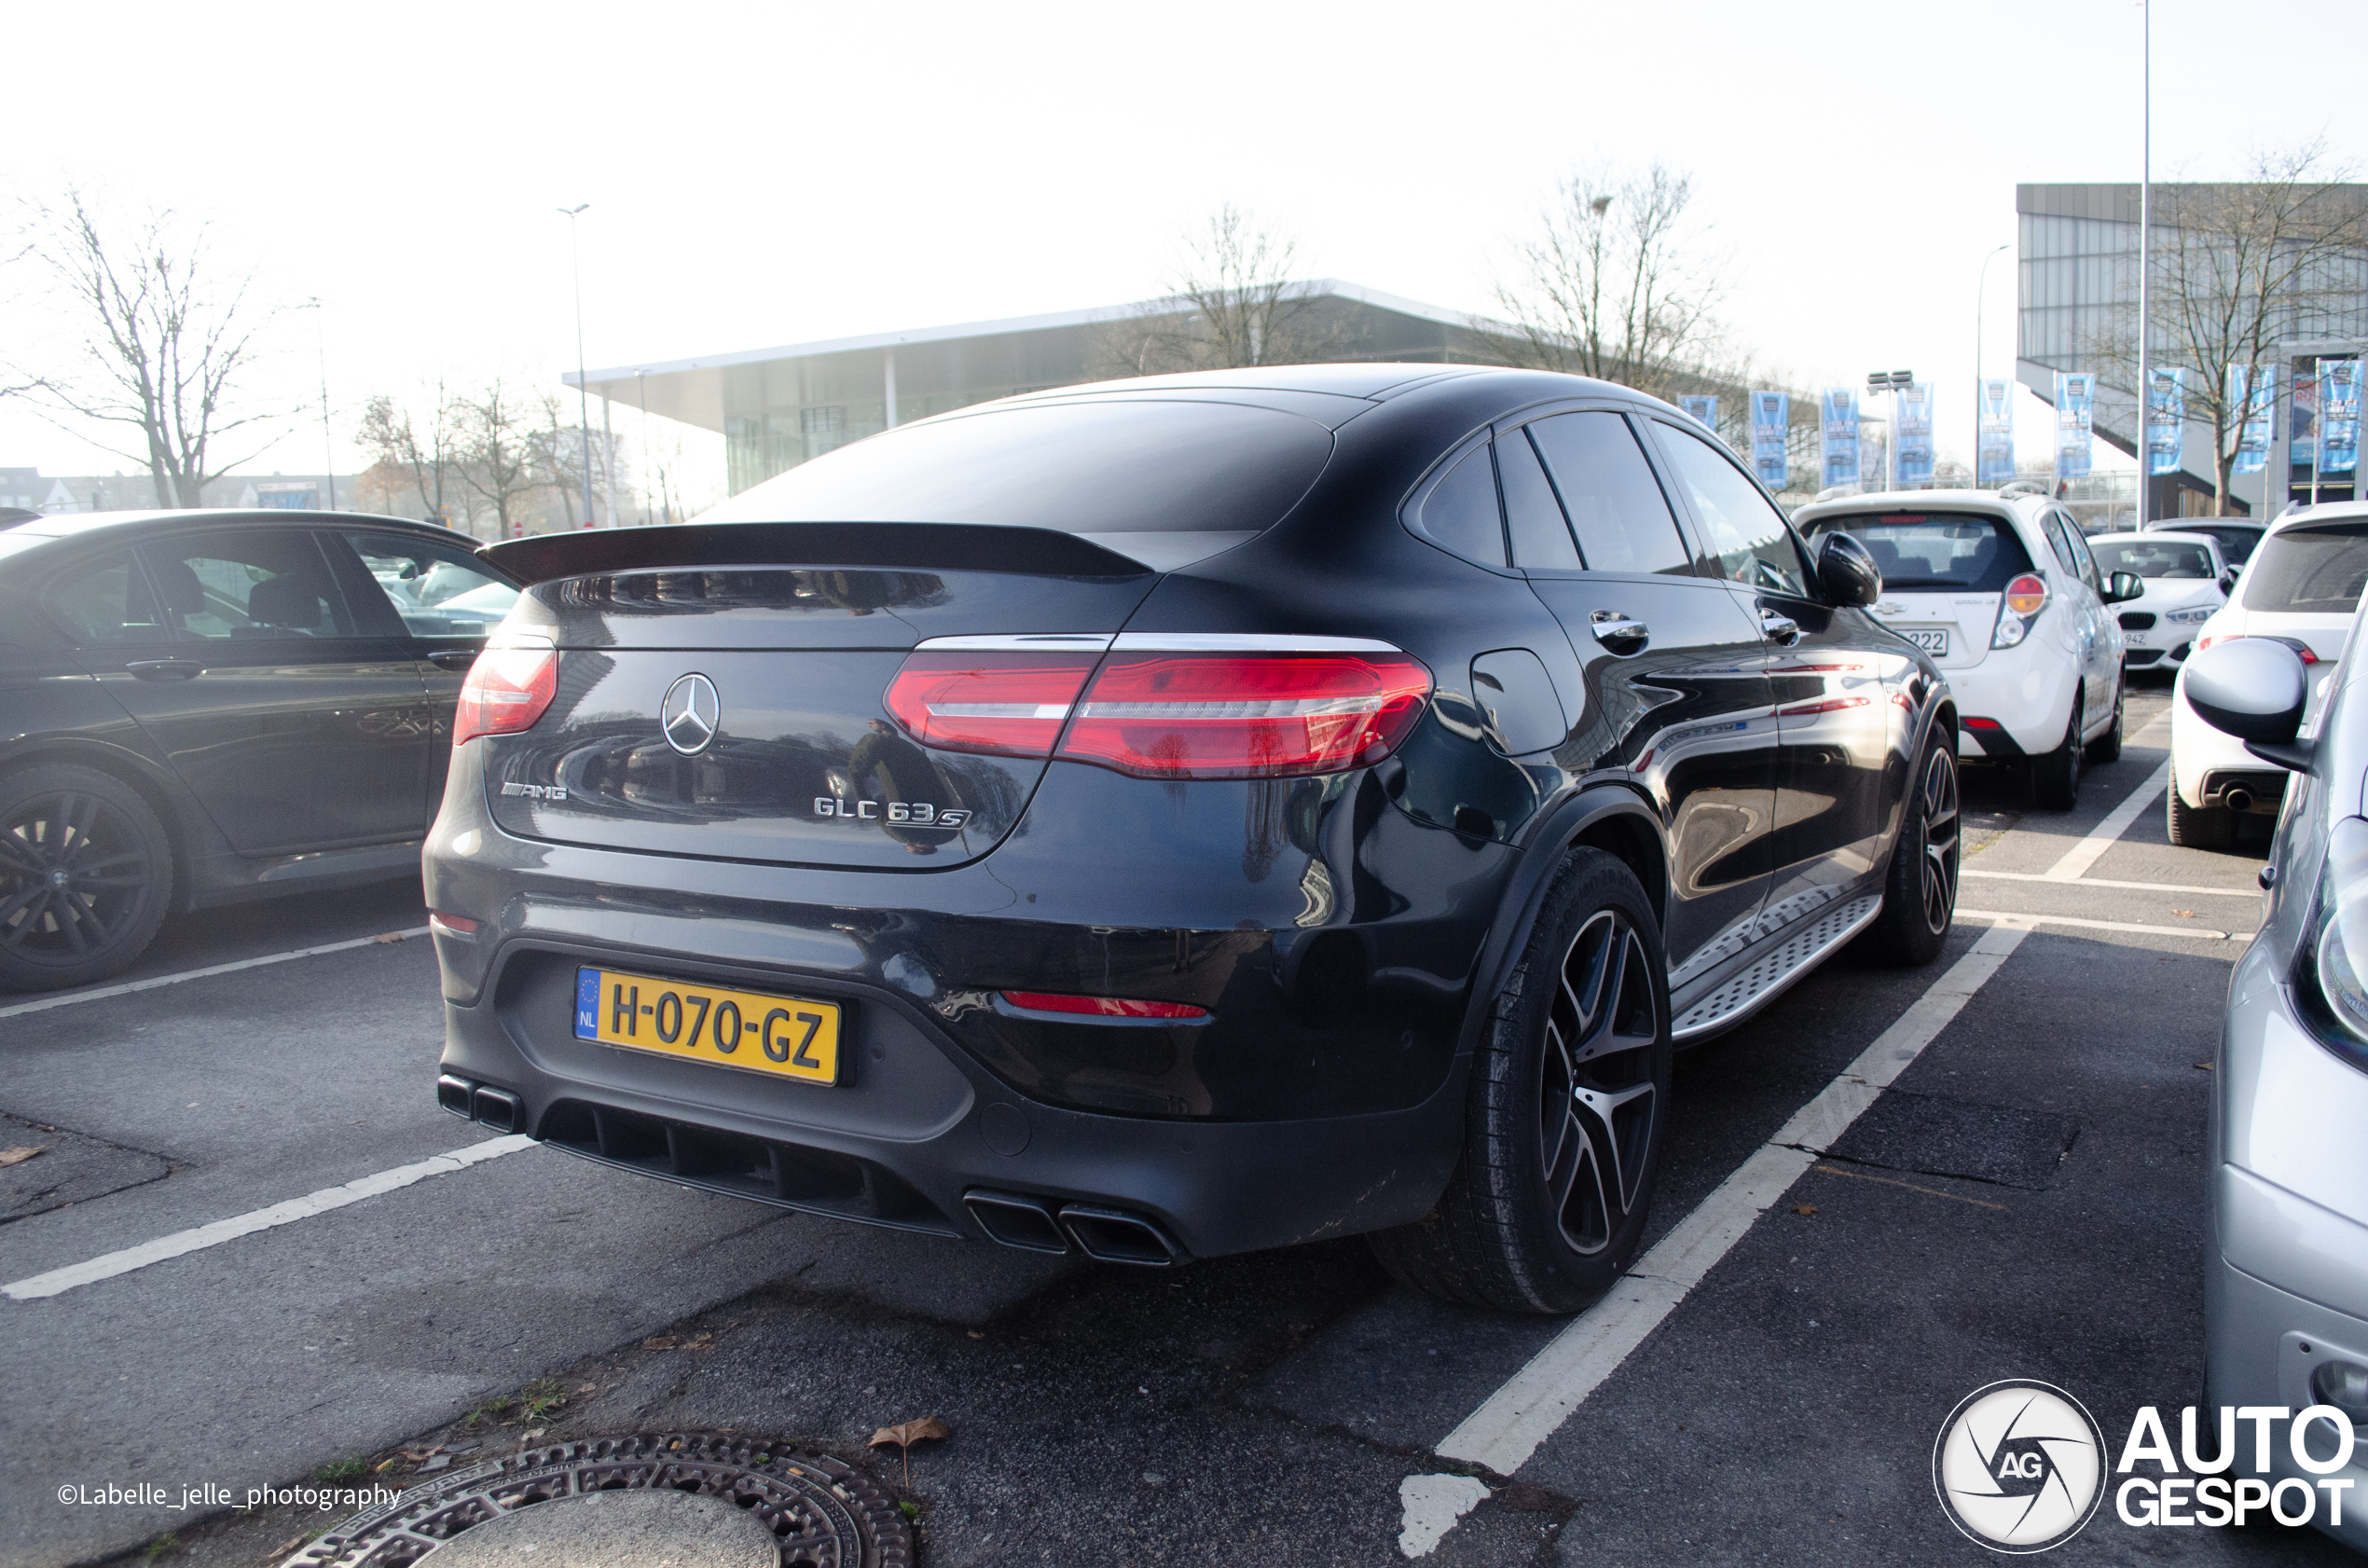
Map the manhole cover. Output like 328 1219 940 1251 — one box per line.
282 1433 912 1568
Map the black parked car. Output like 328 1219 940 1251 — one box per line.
427 365 1957 1313
0 510 518 989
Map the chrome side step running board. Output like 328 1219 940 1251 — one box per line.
1672 894 1883 1042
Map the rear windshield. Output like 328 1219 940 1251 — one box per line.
2092 538 2216 579
699 400 1334 571
1797 510 2033 593
2241 524 2368 615
2183 524 2264 565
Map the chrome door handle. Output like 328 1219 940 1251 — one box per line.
1758 610 1800 645
1590 611 1649 653
427 649 480 670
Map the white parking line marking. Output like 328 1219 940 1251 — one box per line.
1962 869 2256 898
1 1135 534 1301
0 928 432 1022
2042 760 2173 881
1434 920 2032 1476
1958 908 2234 940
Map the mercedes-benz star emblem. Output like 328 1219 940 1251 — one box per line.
660 673 721 756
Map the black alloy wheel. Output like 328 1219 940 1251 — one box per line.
0 765 173 991
1368 847 1673 1314
2031 695 2085 810
1862 733 1959 966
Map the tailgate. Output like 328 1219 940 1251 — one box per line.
1870 590 1998 670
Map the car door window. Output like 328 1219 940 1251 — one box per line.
1652 422 1813 596
2040 512 2087 585
47 551 167 645
1412 445 1508 568
140 531 352 640
1496 428 1580 571
1524 412 1693 575
338 530 519 637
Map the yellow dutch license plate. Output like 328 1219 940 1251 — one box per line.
573 966 841 1084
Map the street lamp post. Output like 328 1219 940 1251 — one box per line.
558 203 596 528
1867 368 1915 489
2136 0 2153 527
1976 242 2011 485
303 298 337 510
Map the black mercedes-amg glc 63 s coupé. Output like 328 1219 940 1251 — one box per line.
426 364 1956 1313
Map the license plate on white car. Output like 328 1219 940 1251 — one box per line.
1900 627 1949 654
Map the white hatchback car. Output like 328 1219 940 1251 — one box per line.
1795 489 2136 808
2087 530 2234 675
2168 502 2368 847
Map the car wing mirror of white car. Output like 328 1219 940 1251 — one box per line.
2185 638 2314 771
2103 570 2146 604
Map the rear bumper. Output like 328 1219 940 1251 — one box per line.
422 739 1496 1259
1946 655 2077 757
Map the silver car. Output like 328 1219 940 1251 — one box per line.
2191 607 2368 1551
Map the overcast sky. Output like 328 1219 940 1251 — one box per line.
7 0 2363 503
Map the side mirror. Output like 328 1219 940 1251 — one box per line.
2221 570 2238 595
1816 531 1881 607
2184 639 2311 770
2102 571 2145 604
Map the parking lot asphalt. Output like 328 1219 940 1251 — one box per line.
7 679 2356 1567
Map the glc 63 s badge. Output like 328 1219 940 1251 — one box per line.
813 799 969 826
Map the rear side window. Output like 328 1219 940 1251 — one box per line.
701 400 1334 570
340 530 519 637
2241 525 2368 614
1415 445 1508 567
1496 429 1579 570
48 551 164 644
1524 412 1692 575
1797 511 2035 593
139 530 353 640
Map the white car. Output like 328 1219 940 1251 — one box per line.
1795 488 2136 809
2087 530 2234 675
2168 501 2368 847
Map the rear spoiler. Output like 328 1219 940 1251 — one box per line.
477 521 1153 587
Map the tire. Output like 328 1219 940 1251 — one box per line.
1858 732 1959 966
0 764 174 992
2165 760 2237 851
2085 679 2125 763
2031 695 2085 811
1368 847 1673 1314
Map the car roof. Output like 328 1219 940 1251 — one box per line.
1791 488 2042 525
2091 529 2219 544
2142 516 2261 532
2267 500 2368 534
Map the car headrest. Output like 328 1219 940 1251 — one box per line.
247 572 326 628
151 557 206 615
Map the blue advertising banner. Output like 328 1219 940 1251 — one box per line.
1977 379 2015 487
2231 365 2275 476
1751 392 1789 490
2146 367 2186 477
2054 372 2094 480
1821 389 1860 488
2322 359 2361 475
1679 395 1718 433
1895 382 1934 487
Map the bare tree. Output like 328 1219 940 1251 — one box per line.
356 383 461 526
1097 205 1364 375
1488 163 1723 399
6 188 285 505
2087 142 2368 512
452 378 540 540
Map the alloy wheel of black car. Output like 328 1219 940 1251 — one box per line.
1861 732 1959 967
1368 847 1673 1314
2031 695 2084 810
0 765 173 992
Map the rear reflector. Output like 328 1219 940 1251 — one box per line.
1057 653 1431 778
454 640 558 746
428 912 480 936
884 651 1100 756
1000 990 1207 1019
1962 716 2003 729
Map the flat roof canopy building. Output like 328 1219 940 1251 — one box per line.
564 282 1519 496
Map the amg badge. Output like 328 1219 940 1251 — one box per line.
500 781 568 801
814 799 970 827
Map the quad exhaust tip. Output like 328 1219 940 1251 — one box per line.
963 1190 1182 1266
436 1074 522 1135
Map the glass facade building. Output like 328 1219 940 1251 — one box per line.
570 283 1519 499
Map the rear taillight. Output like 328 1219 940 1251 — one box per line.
1000 990 1208 1019
884 651 1101 756
1993 572 2049 650
1059 652 1432 779
453 638 558 746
